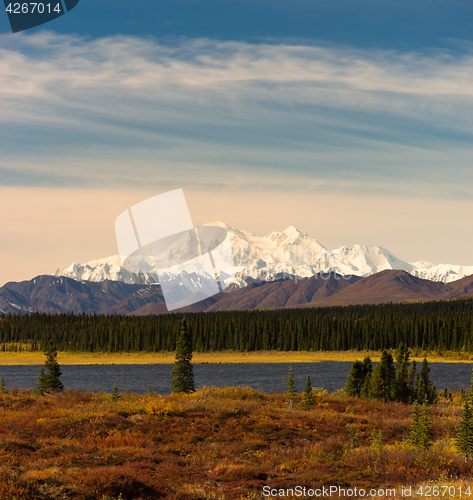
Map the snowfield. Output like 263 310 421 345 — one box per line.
54 222 473 286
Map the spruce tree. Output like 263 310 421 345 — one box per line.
456 400 473 461
302 374 314 410
361 356 372 398
408 401 422 448
0 376 6 393
345 360 364 397
111 383 119 402
368 350 395 401
285 366 296 409
415 373 421 399
408 360 418 401
394 343 410 403
419 402 433 450
43 344 64 391
171 320 195 394
470 368 473 399
416 358 436 404
362 355 372 380
34 368 48 396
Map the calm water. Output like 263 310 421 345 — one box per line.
0 362 471 395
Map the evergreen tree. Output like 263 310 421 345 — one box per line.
362 356 372 380
419 402 433 450
34 367 48 396
0 376 6 393
456 400 473 461
360 356 372 398
408 401 422 448
368 350 395 401
408 360 418 401
43 344 64 392
394 343 410 403
410 401 434 449
302 374 314 410
285 366 296 409
470 368 473 399
111 383 119 402
415 372 421 398
345 360 364 397
416 358 436 404
361 377 371 398
171 320 195 394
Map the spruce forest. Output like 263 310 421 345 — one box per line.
1 298 472 354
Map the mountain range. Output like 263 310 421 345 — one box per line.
1 222 471 316
53 222 473 286
2 270 473 316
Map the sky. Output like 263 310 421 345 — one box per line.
0 0 472 285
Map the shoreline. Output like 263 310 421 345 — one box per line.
1 350 473 365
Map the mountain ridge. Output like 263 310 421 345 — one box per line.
3 270 473 316
54 221 473 286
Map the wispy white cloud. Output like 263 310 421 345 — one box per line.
0 32 471 196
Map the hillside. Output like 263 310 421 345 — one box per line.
2 270 473 315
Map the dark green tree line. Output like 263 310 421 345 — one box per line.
346 346 436 403
0 297 472 354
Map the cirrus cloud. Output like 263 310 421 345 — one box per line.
0 32 471 197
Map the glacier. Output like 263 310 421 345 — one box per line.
54 221 473 286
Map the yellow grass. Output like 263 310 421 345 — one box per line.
1 349 473 365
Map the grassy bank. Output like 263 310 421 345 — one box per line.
0 386 471 499
1 350 473 365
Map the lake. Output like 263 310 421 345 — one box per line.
0 361 471 395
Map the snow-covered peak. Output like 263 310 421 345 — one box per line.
266 225 304 243
329 244 415 275
411 260 435 270
54 222 473 285
64 262 83 273
268 225 302 240
54 260 157 284
411 263 473 284
264 226 327 263
281 225 307 241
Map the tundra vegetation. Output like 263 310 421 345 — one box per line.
1 301 473 498
0 383 472 499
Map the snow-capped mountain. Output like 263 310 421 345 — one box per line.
411 263 473 284
58 259 157 284
317 244 416 276
54 222 473 285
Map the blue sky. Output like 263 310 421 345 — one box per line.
0 0 472 284
2 0 471 50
